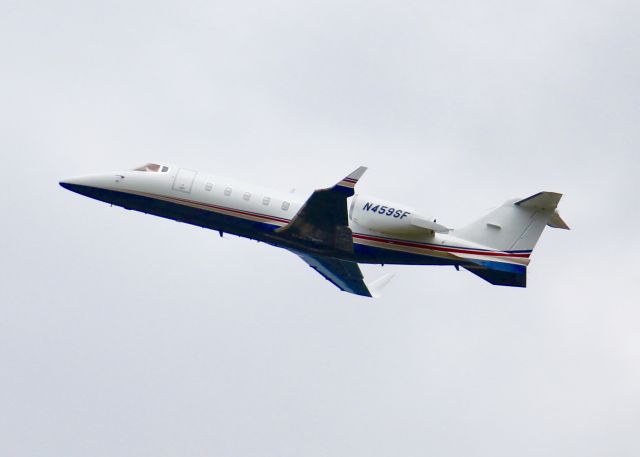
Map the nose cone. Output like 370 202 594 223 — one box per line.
59 175 98 195
59 173 120 200
59 179 80 192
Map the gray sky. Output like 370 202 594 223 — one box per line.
1 1 639 456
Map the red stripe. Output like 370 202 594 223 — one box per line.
135 190 291 224
171 196 290 224
127 189 529 259
352 233 530 258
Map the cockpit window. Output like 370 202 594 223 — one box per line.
133 163 168 173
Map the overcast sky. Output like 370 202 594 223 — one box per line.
1 1 639 456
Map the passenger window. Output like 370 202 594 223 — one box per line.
243 192 251 201
205 183 213 192
281 201 290 211
224 187 232 196
262 196 271 205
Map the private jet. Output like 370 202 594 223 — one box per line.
60 163 569 297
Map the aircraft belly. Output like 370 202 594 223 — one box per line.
350 233 528 267
352 242 459 266
65 184 280 240
64 184 528 270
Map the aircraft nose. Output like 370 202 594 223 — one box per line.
59 176 93 194
59 179 78 191
59 174 116 197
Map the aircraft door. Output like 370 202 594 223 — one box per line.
172 168 197 193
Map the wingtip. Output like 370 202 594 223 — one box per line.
350 166 368 180
366 273 395 299
334 166 368 194
343 166 367 183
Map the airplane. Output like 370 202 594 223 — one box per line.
60 163 569 297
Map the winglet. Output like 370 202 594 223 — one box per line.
365 273 395 299
333 166 367 196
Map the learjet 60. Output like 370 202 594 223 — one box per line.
60 164 569 297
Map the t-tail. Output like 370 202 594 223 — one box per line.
453 192 569 287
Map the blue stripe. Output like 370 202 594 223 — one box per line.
470 259 527 274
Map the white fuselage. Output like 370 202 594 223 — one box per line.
60 164 532 269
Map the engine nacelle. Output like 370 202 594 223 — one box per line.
349 195 447 236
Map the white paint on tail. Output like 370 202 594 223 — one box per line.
454 192 569 253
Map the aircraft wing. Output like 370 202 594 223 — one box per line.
276 166 367 252
296 252 373 297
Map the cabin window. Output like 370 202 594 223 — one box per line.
224 187 232 196
281 201 290 211
161 166 169 172
205 183 213 192
243 192 251 201
262 196 271 205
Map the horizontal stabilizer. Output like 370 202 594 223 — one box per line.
515 191 569 230
548 209 570 230
515 191 562 209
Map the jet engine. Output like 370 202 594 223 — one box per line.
349 195 448 236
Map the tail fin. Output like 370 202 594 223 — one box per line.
455 191 569 253
456 192 568 288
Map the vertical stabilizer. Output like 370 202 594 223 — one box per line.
454 192 567 253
